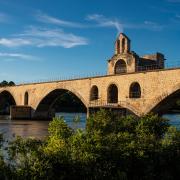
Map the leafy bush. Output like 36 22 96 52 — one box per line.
0 109 179 179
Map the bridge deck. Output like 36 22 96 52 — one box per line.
9 66 180 87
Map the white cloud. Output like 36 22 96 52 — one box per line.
0 26 88 48
86 14 163 32
0 12 164 50
35 12 163 35
0 38 31 47
0 52 40 61
36 12 84 28
86 14 123 33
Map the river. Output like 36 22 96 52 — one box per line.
0 113 179 140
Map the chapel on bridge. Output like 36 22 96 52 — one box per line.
107 33 165 75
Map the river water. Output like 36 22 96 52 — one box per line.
0 113 179 140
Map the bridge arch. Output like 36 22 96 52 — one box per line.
90 85 99 101
114 59 127 74
33 88 87 119
107 83 118 103
0 90 16 115
147 84 180 115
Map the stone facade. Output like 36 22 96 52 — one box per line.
0 68 179 118
108 33 165 75
0 33 179 119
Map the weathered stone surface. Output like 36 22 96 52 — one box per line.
0 33 179 118
0 68 179 117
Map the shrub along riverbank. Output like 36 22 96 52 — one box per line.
0 109 180 179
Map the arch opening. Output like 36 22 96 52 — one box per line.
90 86 99 101
24 92 29 105
34 89 87 120
122 38 125 53
107 84 118 103
116 39 120 54
0 91 16 115
129 82 141 98
114 59 127 74
151 89 180 115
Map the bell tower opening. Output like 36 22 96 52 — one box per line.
115 33 131 55
122 38 125 53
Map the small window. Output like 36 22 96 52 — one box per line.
90 86 99 101
24 92 29 105
129 82 141 98
107 84 118 103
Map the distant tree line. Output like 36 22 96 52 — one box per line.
0 80 15 87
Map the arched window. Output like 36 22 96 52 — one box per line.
107 84 118 103
90 85 99 101
24 92 29 105
114 59 127 74
122 38 125 53
129 82 141 98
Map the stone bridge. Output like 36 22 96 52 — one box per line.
0 67 179 119
0 33 179 119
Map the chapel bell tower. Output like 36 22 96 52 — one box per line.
115 33 131 54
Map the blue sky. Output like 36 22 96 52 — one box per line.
0 0 180 83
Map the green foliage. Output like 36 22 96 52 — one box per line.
8 81 15 86
0 80 15 87
48 117 72 139
0 110 179 179
176 99 180 106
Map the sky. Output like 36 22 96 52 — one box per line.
0 0 180 83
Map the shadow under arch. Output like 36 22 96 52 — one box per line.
0 90 16 115
34 89 87 120
149 88 180 115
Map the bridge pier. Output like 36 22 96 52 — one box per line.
10 106 56 120
10 106 32 120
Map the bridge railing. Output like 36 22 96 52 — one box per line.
17 72 107 85
15 61 180 85
89 100 141 115
136 62 180 72
89 100 127 108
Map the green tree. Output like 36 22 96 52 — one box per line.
0 80 8 87
8 81 15 86
4 110 180 180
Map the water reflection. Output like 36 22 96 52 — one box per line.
0 120 50 140
0 112 86 140
163 114 180 129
